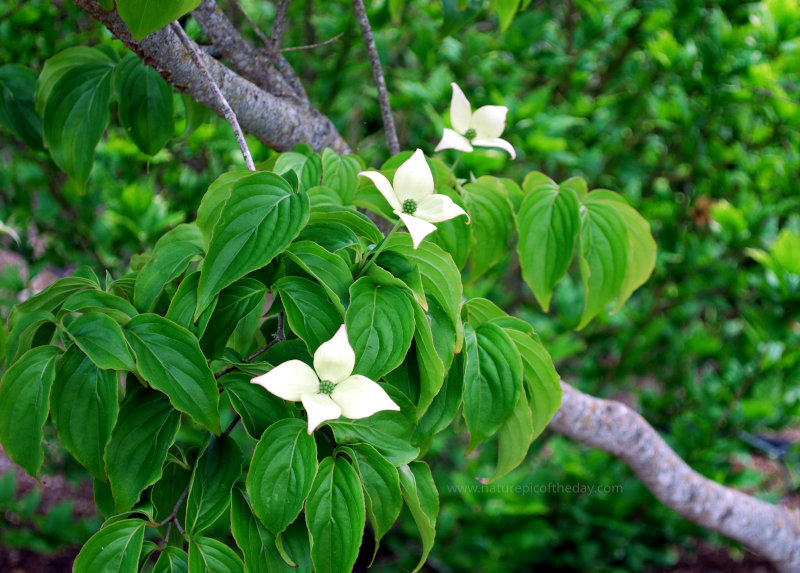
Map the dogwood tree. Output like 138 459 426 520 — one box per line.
1 1 799 571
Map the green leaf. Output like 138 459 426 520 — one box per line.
411 298 445 416
188 537 244 573
464 297 506 327
506 329 562 442
462 177 514 276
51 347 118 480
125 313 221 434
4 310 56 366
0 346 61 476
200 278 266 358
185 434 243 535
296 219 360 253
385 234 462 328
329 387 419 466
0 64 43 150
305 456 365 573
494 0 521 32
7 276 96 331
105 388 181 512
321 148 362 204
42 60 114 188
306 210 383 245
275 276 343 354
231 484 298 573
153 547 189 573
73 519 147 573
66 312 137 371
773 229 800 274
195 170 254 248
398 462 438 573
462 323 523 451
284 241 353 308
345 276 415 379
485 389 534 483
247 419 318 536
275 151 323 192
35 47 114 116
0 321 5 364
415 350 465 440
389 0 405 23
373 250 428 310
114 54 174 155
577 192 629 328
515 174 580 312
61 290 138 324
165 271 216 337
197 173 310 316
117 0 202 40
345 444 402 559
428 187 472 270
218 373 293 440
134 223 204 312
589 190 657 311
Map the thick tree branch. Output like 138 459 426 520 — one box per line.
192 0 306 102
550 381 800 572
352 0 400 155
73 0 348 153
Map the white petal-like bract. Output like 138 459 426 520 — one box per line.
301 393 343 434
393 149 434 203
434 128 474 153
449 83 472 134
358 170 401 211
416 194 469 224
471 137 517 160
313 325 355 384
331 375 401 419
396 212 438 249
251 360 319 401
471 105 508 139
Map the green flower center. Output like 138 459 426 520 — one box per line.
402 198 418 214
464 128 477 141
318 380 335 395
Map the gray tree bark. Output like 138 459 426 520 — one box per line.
71 1 800 570
73 0 348 153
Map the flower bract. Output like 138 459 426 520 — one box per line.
435 82 516 159
358 148 468 248
251 325 400 434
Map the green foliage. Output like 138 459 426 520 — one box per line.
116 0 201 41
2 0 797 570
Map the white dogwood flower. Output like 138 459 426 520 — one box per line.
435 82 516 159
358 149 468 249
251 325 399 434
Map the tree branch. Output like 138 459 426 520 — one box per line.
73 0 348 153
271 0 290 54
171 21 255 171
192 0 305 102
550 381 800 572
352 0 400 155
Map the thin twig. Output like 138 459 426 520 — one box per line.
223 414 242 436
281 32 343 52
158 485 190 527
352 0 400 155
170 21 256 171
213 312 286 379
271 0 291 53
